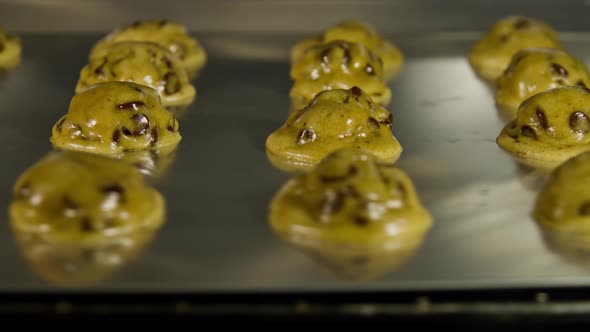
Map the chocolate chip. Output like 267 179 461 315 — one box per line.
296 128 316 145
117 101 146 111
94 58 107 76
121 127 132 136
80 217 94 232
521 125 537 139
380 113 393 128
351 256 369 265
56 117 66 133
551 63 569 77
131 113 150 135
167 117 178 132
579 202 590 215
570 111 590 134
353 216 369 226
365 64 375 76
367 117 380 130
63 196 80 216
578 80 588 88
514 18 530 29
163 72 181 95
536 107 549 130
319 191 344 217
133 87 143 93
150 127 159 146
101 184 124 196
319 165 358 183
163 56 173 70
350 86 362 100
112 129 121 144
15 183 31 200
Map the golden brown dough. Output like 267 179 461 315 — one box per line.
291 20 404 81
496 47 590 119
469 16 562 82
290 41 391 110
52 81 181 157
266 87 402 172
269 148 432 280
77 41 195 107
90 19 206 78
497 86 590 169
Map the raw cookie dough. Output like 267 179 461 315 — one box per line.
496 86 590 169
266 86 402 172
52 81 182 157
9 151 165 245
90 19 206 78
533 151 590 269
291 20 404 81
269 148 432 280
0 26 21 72
77 41 196 107
468 16 562 82
496 47 590 119
290 41 391 110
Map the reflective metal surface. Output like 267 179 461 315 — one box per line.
3 30 590 292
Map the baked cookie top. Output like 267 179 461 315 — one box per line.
90 19 206 78
52 82 181 156
269 148 432 246
0 26 21 71
266 87 402 172
9 151 165 245
289 41 391 110
291 20 404 80
496 47 590 118
77 41 195 107
469 16 561 82
497 86 590 169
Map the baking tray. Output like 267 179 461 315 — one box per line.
3 2 590 296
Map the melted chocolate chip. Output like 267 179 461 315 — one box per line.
551 63 569 77
80 217 94 232
514 18 530 29
319 165 358 183
150 127 159 147
353 216 369 226
536 107 549 130
579 201 590 215
380 113 394 128
296 128 317 145
121 127 132 136
520 125 537 139
350 86 362 100
112 129 121 144
15 183 31 200
117 101 146 111
578 80 588 88
131 113 150 136
320 191 344 217
365 64 375 76
570 111 590 134
367 117 380 130
163 72 181 95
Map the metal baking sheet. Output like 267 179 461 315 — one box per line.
4 8 590 293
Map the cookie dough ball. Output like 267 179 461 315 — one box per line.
290 41 391 110
468 16 562 82
266 87 402 172
496 48 590 118
13 228 157 286
52 82 182 157
0 26 21 72
533 151 590 268
269 148 432 280
9 151 165 245
90 19 206 78
497 87 590 169
291 20 404 81
77 41 195 108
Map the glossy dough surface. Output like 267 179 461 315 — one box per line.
496 48 590 118
469 16 561 82
290 41 391 110
77 41 195 107
52 82 182 156
90 19 206 78
0 27 21 71
266 87 402 172
497 87 590 169
9 151 165 244
291 20 404 81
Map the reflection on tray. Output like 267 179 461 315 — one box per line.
269 148 432 281
8 150 166 286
